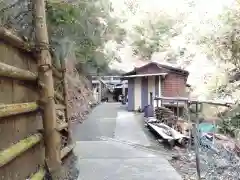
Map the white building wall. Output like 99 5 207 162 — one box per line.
134 78 142 110
148 76 155 105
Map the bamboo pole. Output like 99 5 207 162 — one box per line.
0 133 42 167
54 91 65 102
56 122 68 131
194 102 201 180
61 57 72 143
0 27 34 53
52 67 62 79
0 102 38 118
30 168 45 180
0 62 37 81
155 96 234 107
38 82 65 103
186 102 192 151
55 104 66 110
33 0 61 171
60 143 75 160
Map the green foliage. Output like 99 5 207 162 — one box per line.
199 4 240 69
130 16 176 60
45 0 125 74
218 107 240 137
47 1 78 25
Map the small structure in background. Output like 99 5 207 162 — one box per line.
121 62 189 113
91 75 128 103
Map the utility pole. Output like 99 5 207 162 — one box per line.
33 0 61 172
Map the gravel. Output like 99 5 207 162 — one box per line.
170 137 240 180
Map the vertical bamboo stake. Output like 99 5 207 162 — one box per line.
194 102 201 180
186 102 192 151
61 59 72 144
33 0 61 171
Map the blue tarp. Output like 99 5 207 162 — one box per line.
198 122 216 133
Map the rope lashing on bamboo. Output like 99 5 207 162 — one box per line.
38 64 52 73
35 42 51 51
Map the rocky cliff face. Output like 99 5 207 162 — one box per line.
65 54 97 123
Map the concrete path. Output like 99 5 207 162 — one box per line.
115 110 151 146
72 103 182 180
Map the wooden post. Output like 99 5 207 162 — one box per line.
186 102 192 150
32 0 61 171
150 92 153 106
99 78 102 102
176 101 179 120
122 81 125 101
97 68 101 103
194 102 201 180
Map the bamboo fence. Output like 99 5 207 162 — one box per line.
0 27 44 179
0 1 74 178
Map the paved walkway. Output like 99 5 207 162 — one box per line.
72 103 182 180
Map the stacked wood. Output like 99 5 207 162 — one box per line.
176 119 193 136
155 107 178 127
148 123 190 148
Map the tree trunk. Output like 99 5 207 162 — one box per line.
32 0 61 172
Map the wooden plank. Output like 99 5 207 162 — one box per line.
60 143 75 160
0 62 37 81
0 133 42 168
29 168 45 180
0 102 38 118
